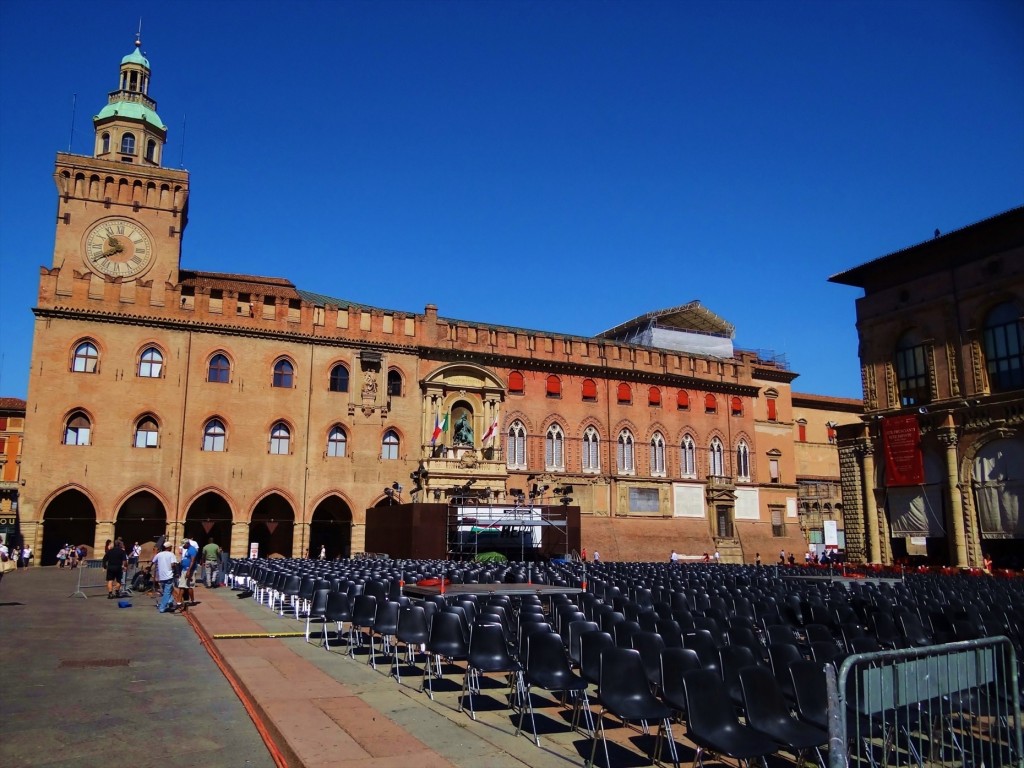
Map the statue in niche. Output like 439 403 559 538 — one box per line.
453 413 474 445
361 371 378 398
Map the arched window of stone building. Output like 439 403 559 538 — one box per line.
583 427 600 472
649 387 662 407
146 139 157 162
704 394 717 414
765 389 778 421
327 425 347 457
207 353 231 384
545 424 565 470
138 346 163 378
120 132 136 154
797 419 807 442
708 437 725 476
617 430 635 474
650 432 666 476
329 363 349 393
72 341 99 373
894 330 931 406
101 133 110 153
64 411 92 446
972 437 1024 538
617 383 632 404
387 370 403 397
508 371 525 394
506 421 527 469
272 359 294 388
730 396 743 416
546 375 562 398
582 378 597 401
983 302 1023 392
270 422 291 454
202 419 226 452
381 429 400 460
677 390 690 410
736 440 750 480
134 415 159 448
681 435 696 477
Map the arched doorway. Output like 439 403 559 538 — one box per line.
185 492 233 554
309 496 353 560
42 489 97 565
115 491 167 550
249 494 294 558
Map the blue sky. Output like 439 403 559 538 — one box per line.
1 0 1022 401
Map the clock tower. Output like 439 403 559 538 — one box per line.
51 37 188 293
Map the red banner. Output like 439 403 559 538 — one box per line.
882 415 924 486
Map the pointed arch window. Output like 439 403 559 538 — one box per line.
982 302 1023 392
546 375 562 398
138 346 163 378
708 437 725 476
506 421 527 469
617 430 635 474
681 435 696 478
329 363 349 393
64 411 92 446
72 341 99 373
381 429 400 460
650 432 666 477
272 359 294 388
270 422 291 454
207 353 230 384
649 387 662 407
120 132 136 155
545 424 565 470
617 383 632 404
581 378 598 402
704 394 717 414
387 370 403 397
736 440 750 480
134 415 159 448
508 371 525 394
327 425 347 457
202 419 226 452
583 427 600 472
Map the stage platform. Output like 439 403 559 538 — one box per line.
403 583 582 599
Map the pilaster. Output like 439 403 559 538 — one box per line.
938 427 968 567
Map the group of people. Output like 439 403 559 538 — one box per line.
151 537 224 614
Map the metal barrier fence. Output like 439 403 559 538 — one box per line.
827 636 1022 768
69 559 108 599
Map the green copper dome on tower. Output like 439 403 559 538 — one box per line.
121 40 150 69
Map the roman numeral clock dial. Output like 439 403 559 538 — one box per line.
83 218 154 278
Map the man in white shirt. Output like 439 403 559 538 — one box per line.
152 540 177 613
670 550 679 563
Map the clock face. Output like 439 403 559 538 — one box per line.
83 219 154 278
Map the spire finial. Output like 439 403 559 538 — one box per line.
136 18 143 47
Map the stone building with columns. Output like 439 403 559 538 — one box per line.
831 207 1024 568
20 40 844 564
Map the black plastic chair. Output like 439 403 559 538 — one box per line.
719 644 759 708
614 620 642 649
369 600 400 670
659 647 702 718
580 630 615 688
393 604 429 684
739 664 827 767
682 668 778 768
682 629 720 676
587 647 680 768
348 594 377 658
569 620 600 668
303 588 330 644
460 623 524 721
321 590 350 651
421 610 469 700
516 629 593 746
632 631 666 690
768 642 803 702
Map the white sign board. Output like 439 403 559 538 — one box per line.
249 542 259 559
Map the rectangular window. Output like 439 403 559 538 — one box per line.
895 344 931 406
0 417 7 431
771 505 785 537
769 459 780 483
767 399 777 421
798 423 807 442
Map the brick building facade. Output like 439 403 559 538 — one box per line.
20 41 852 564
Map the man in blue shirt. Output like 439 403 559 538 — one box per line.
173 538 199 613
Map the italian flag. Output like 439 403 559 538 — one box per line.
431 412 448 444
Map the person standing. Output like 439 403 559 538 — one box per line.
592 550 600 563
152 540 177 613
174 538 198 612
202 539 222 588
755 552 762 567
129 541 141 570
102 540 128 599
670 550 679 564
318 545 326 561
57 546 68 568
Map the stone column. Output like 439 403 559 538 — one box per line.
293 522 310 559
858 442 880 563
230 521 250 559
351 523 366 556
20 520 40 559
939 427 968 568
94 521 115 557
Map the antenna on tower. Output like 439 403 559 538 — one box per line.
137 18 143 45
179 112 187 168
68 94 77 152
